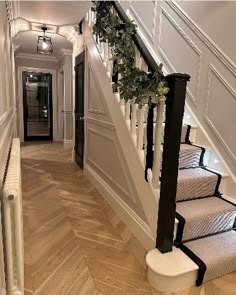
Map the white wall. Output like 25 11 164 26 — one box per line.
0 2 16 293
120 0 236 180
58 54 73 143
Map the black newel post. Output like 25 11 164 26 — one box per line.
156 73 190 253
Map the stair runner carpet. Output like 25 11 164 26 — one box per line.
173 125 236 286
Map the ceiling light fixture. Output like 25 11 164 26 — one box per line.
37 26 53 55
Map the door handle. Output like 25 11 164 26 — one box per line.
79 116 85 120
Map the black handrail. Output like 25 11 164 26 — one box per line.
111 1 158 73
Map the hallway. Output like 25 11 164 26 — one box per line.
21 142 159 295
21 143 236 295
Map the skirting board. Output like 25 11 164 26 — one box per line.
63 139 73 146
84 164 155 251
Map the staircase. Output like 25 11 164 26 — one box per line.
174 125 236 285
85 2 236 293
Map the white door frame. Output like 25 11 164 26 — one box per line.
58 66 65 141
17 66 58 142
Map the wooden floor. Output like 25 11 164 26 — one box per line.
21 142 236 295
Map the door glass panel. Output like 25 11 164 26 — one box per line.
23 72 52 139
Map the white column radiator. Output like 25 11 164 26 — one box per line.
3 138 24 295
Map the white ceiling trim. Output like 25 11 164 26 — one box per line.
15 52 58 63
57 49 73 61
15 48 73 63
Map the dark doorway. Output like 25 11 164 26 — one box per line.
22 71 53 141
74 51 85 169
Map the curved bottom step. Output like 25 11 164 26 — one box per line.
182 230 236 283
146 247 198 293
146 231 236 293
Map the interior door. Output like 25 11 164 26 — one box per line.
22 71 53 141
74 51 85 169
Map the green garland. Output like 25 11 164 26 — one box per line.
91 1 169 107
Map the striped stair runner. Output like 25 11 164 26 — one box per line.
172 125 236 285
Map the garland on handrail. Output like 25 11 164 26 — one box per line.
91 1 169 107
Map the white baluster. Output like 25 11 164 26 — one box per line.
152 101 165 189
97 37 101 52
120 99 125 116
137 105 146 150
131 102 138 138
143 124 147 166
91 11 95 26
135 47 142 69
88 10 92 27
141 60 149 72
103 42 109 67
115 92 120 102
125 101 131 121
100 42 106 61
107 46 113 79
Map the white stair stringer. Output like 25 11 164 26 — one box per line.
83 22 158 250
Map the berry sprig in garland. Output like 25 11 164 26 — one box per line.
91 1 169 107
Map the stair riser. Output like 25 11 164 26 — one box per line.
176 175 218 201
179 212 236 242
178 147 203 169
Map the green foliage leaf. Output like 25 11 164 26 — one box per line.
91 1 169 106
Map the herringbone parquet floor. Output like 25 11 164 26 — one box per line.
21 142 236 295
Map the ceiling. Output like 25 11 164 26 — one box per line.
18 1 91 26
14 31 73 57
14 1 91 57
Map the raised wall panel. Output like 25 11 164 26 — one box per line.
87 64 112 123
158 8 201 105
87 127 137 204
130 1 156 43
205 64 236 163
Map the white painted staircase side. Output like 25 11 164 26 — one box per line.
82 21 158 250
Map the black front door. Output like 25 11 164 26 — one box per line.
22 71 53 141
74 51 85 169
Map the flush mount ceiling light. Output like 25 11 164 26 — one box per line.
37 26 53 55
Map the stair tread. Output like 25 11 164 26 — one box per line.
176 197 236 241
184 230 236 282
177 168 219 201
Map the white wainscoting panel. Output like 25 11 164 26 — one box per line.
130 1 156 43
88 64 107 116
87 127 137 204
158 7 201 105
205 64 236 163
